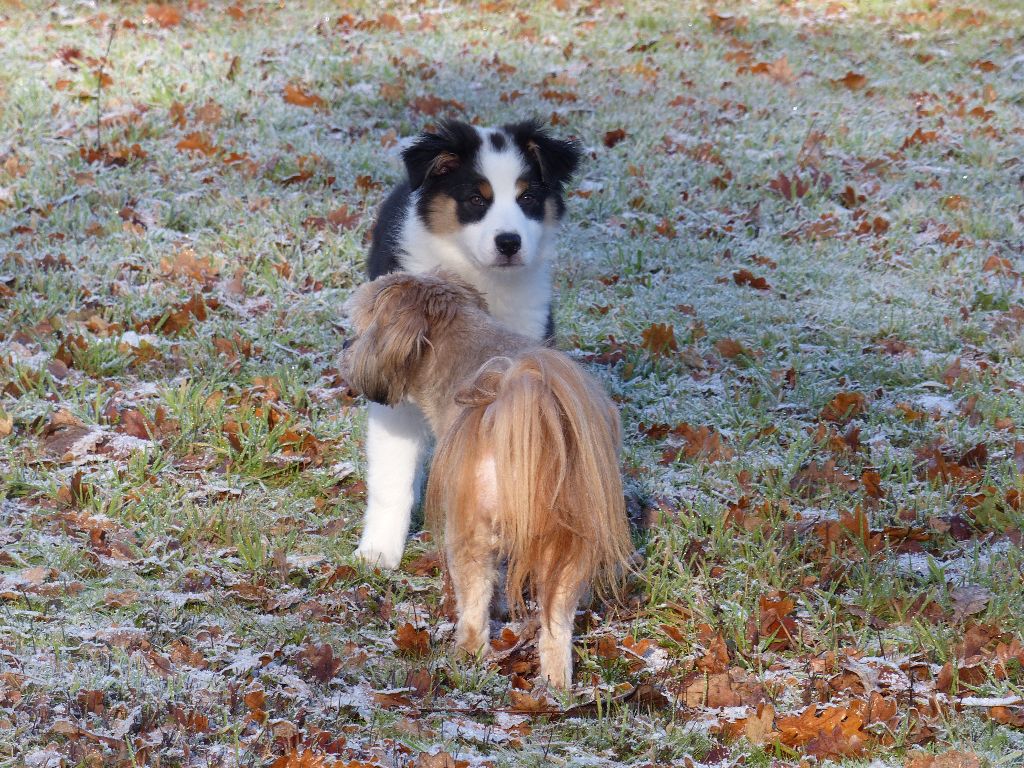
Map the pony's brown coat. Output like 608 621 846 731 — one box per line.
342 270 633 687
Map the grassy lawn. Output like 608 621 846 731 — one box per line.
2 0 1024 765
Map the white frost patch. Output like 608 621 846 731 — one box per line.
891 539 1014 580
118 331 160 349
961 695 1023 707
332 680 378 717
914 393 957 415
24 750 63 768
793 507 839 523
2 341 49 370
103 433 154 458
329 460 355 480
223 647 265 674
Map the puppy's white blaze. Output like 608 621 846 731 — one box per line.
400 203 552 342
396 127 558 342
466 134 542 268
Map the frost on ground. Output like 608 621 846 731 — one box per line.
2 1 1024 766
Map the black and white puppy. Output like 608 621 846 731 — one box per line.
355 119 582 568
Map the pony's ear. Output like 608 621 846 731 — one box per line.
422 269 488 319
402 120 481 190
342 277 430 406
504 119 582 189
341 271 486 405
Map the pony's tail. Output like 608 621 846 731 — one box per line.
426 349 633 615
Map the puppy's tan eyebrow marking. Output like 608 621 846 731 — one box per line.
426 196 460 234
515 179 528 195
478 180 493 200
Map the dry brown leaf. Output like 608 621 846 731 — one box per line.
508 689 555 713
834 71 867 90
269 749 328 768
734 701 778 745
743 55 794 83
176 132 218 156
640 322 677 357
987 705 1024 727
194 100 223 126
695 633 730 674
790 459 860 496
950 584 991 622
394 623 430 657
715 338 750 359
732 268 770 290
283 82 326 109
821 391 867 423
603 128 627 148
326 205 360 231
146 4 181 28
758 592 798 650
297 642 342 683
414 751 470 768
681 670 741 707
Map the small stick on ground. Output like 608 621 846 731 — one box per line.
95 21 118 149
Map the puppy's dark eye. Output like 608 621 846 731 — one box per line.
519 192 537 205
468 194 486 207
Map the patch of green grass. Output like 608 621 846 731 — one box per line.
3 0 1024 766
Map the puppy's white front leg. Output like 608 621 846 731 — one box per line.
356 401 430 569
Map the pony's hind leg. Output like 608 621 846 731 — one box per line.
536 567 583 689
447 510 498 657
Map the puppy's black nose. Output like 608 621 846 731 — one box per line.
494 232 521 257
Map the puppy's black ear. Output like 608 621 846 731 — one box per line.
505 119 582 189
402 120 481 190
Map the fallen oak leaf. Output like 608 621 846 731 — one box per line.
987 705 1024 727
821 391 867 423
603 128 627 148
283 82 326 109
145 4 181 28
558 682 669 718
833 71 867 90
508 689 556 714
394 623 430 657
695 633 730 673
372 688 415 709
640 322 677 357
714 338 751 359
326 204 360 231
950 584 991 622
414 751 470 768
718 701 779 746
269 749 329 768
176 132 218 156
758 592 799 650
297 641 342 683
732 268 770 290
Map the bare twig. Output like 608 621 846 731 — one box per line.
95 22 118 149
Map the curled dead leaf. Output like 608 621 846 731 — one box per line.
146 4 181 28
603 128 627 148
283 82 326 109
394 623 430 657
821 391 867 423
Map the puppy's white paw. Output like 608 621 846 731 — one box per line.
355 541 403 570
